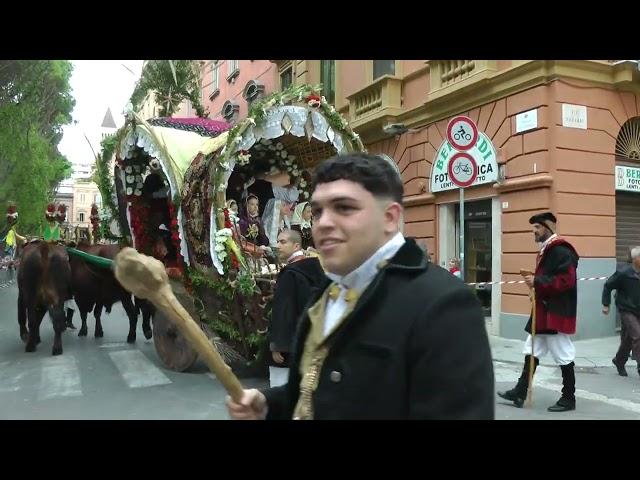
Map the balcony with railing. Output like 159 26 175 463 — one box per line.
346 75 403 131
439 60 477 86
428 60 498 100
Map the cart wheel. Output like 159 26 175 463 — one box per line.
152 310 199 372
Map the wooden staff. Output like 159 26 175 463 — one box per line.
521 268 536 408
113 247 244 402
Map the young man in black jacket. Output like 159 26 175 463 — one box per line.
226 153 494 420
603 246 640 377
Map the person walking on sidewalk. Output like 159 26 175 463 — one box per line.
602 246 640 377
497 212 580 412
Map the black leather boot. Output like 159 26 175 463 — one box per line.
548 362 576 412
498 355 538 408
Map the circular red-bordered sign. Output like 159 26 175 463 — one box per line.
446 116 478 151
448 152 478 188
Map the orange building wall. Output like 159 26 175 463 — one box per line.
366 80 640 316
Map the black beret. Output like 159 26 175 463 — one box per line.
529 212 557 225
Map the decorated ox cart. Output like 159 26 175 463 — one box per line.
97 84 365 374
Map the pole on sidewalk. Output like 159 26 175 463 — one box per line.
459 187 464 282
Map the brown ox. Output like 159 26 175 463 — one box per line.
17 241 71 355
69 242 152 343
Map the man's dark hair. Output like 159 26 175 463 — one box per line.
280 228 302 246
312 153 404 203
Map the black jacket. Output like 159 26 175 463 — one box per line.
262 238 495 420
269 256 325 357
526 239 579 335
602 264 640 315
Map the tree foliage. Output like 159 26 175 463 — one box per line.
129 60 207 118
0 60 75 233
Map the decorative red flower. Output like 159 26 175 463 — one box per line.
128 199 153 254
223 208 232 229
306 94 321 108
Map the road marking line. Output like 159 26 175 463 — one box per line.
494 362 640 415
536 380 640 415
39 355 82 400
0 370 26 393
98 342 129 349
109 350 172 389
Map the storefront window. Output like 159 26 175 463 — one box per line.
455 199 492 316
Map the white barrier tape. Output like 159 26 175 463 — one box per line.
466 276 609 287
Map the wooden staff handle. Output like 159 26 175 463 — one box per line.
525 289 536 408
520 269 535 408
113 247 244 402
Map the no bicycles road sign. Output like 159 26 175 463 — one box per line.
447 151 478 188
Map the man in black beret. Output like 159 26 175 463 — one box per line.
498 212 580 412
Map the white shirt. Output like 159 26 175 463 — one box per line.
286 250 305 264
323 232 406 337
539 233 558 256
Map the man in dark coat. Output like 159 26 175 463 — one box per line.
226 153 494 420
268 229 325 387
602 246 640 377
498 212 580 412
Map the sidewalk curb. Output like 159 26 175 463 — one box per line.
489 335 621 369
493 355 609 369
